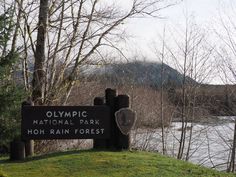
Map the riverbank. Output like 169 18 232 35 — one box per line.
172 116 236 125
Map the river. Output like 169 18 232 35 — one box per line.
131 116 236 171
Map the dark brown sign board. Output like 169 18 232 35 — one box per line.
21 106 110 140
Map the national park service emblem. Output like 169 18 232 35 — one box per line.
115 108 136 135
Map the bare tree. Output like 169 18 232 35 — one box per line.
162 15 213 160
214 4 236 172
153 27 167 155
32 0 49 104
0 0 179 105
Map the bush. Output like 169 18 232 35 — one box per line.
0 85 26 150
0 8 27 151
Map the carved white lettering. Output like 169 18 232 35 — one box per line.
50 129 54 134
82 111 87 117
100 129 104 134
45 111 89 118
79 129 85 134
46 111 52 118
27 129 44 135
33 120 38 124
74 128 105 135
53 112 59 117
64 112 71 117
50 129 70 135
58 111 64 117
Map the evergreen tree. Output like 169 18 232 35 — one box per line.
0 8 26 152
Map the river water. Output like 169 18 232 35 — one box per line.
131 117 236 171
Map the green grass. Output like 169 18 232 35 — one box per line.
0 150 235 177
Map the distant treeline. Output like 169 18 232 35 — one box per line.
168 84 236 116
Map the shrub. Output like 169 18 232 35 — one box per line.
0 8 27 151
0 85 26 150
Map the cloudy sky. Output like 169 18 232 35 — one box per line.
124 0 231 58
117 0 235 84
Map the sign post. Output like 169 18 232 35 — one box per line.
93 97 108 149
115 95 131 150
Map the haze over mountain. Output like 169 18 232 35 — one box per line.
91 61 196 88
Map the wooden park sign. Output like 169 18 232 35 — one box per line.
21 105 110 140
11 89 135 161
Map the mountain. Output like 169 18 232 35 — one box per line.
91 61 197 88
14 61 197 89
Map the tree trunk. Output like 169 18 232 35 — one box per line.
32 0 49 104
228 119 236 172
160 28 166 155
177 60 187 160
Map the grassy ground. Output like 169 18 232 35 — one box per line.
0 150 235 177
